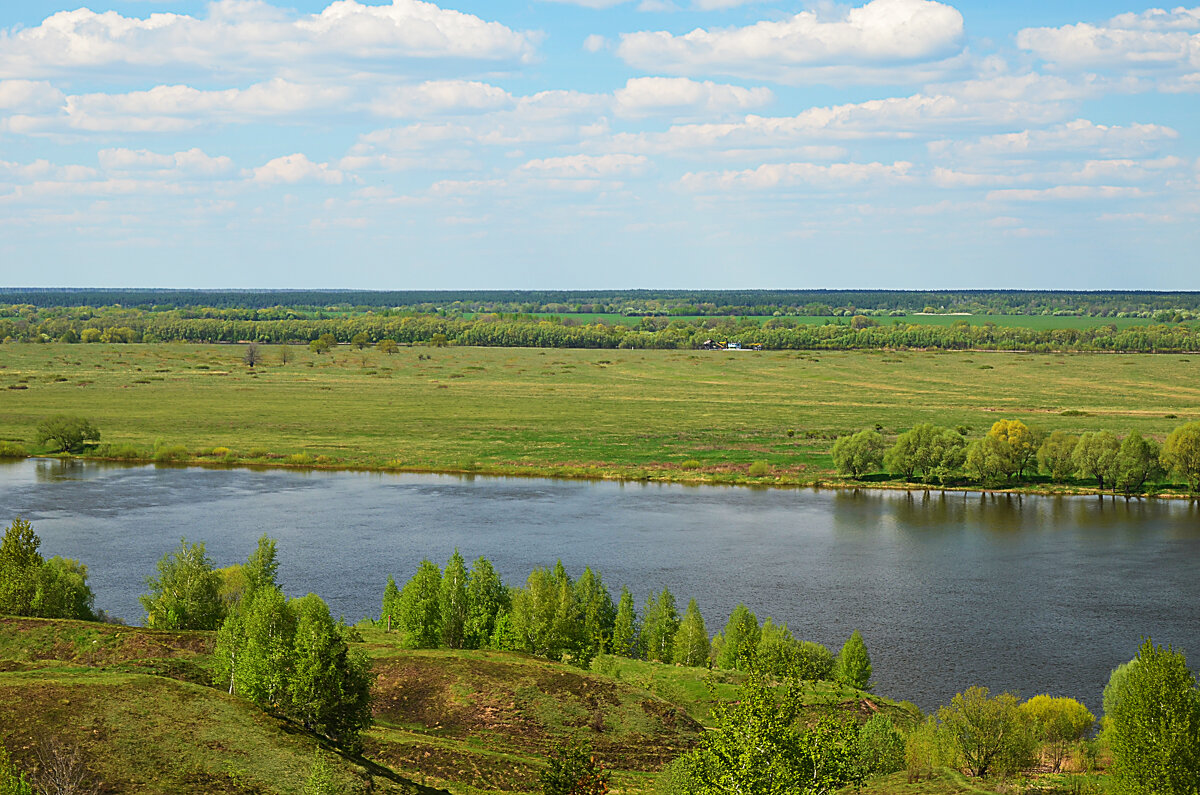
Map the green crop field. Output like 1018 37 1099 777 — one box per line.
0 343 1197 487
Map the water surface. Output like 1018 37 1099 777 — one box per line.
2 458 1197 713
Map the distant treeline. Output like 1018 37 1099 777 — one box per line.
5 288 1200 317
4 308 1200 352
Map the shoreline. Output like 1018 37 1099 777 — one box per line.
11 453 1196 502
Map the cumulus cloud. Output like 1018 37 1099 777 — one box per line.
0 0 538 79
987 185 1146 201
614 76 772 117
1018 7 1200 70
98 147 236 177
519 153 650 178
680 160 912 191
0 80 65 112
617 0 965 83
929 119 1179 158
370 80 514 117
251 153 344 184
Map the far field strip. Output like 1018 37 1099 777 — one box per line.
0 344 1196 484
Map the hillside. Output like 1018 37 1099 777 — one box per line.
0 617 900 794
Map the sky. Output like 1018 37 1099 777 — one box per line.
0 0 1198 289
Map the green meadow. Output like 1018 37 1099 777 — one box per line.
0 343 1197 487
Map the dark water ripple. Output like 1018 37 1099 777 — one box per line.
2 458 1197 714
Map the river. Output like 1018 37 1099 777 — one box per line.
2 457 1197 714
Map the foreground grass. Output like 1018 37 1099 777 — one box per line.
0 343 1197 491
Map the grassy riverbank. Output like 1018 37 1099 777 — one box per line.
1 343 1197 492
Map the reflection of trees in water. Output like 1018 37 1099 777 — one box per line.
831 487 1199 538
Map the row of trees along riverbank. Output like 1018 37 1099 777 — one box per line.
832 419 1200 494
5 310 1200 351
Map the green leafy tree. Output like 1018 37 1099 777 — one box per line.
716 604 760 670
857 714 905 776
1020 695 1094 773
574 567 616 664
243 535 279 597
884 424 966 483
376 338 399 355
831 430 885 478
381 575 401 630
1037 431 1080 482
1073 430 1120 490
938 686 1036 779
641 588 679 663
440 549 469 649
350 332 370 349
510 566 580 660
1113 432 1162 495
1162 421 1200 493
289 593 374 751
611 587 639 658
836 630 872 690
988 419 1044 479
964 434 1017 485
140 537 224 630
464 556 508 649
541 739 610 795
672 598 710 667
757 618 800 677
795 641 835 682
398 559 442 648
0 518 43 615
32 557 95 620
1106 638 1200 795
679 660 864 794
35 415 100 453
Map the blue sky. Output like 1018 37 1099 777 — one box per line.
0 0 1197 289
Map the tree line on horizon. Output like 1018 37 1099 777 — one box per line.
6 288 1200 316
5 307 1200 352
832 419 1200 495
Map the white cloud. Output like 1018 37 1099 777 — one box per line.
0 1 538 79
583 34 607 53
617 0 964 83
251 153 344 185
98 147 236 177
986 185 1146 201
1018 8 1200 70
614 76 772 117
519 153 650 178
603 91 1071 159
681 160 912 191
370 80 514 117
929 119 1179 158
0 80 64 112
692 0 768 9
4 79 350 135
538 0 630 7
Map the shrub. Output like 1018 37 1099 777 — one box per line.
0 441 27 458
680 459 701 470
153 444 190 463
93 443 146 460
747 460 769 477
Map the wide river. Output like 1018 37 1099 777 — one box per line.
2 458 1197 714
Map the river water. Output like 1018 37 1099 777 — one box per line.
2 458 1197 714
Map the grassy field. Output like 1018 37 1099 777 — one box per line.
0 343 1197 489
